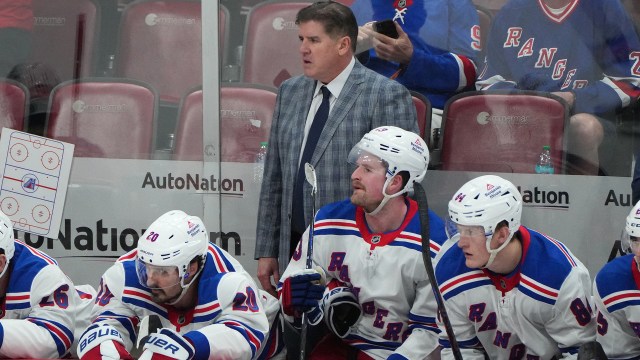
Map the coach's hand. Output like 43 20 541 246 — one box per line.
257 257 280 297
139 328 194 360
281 269 325 316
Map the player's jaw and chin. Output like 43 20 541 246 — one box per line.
149 285 183 304
350 181 383 213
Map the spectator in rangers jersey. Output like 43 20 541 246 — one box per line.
0 209 96 358
351 0 480 144
77 210 283 360
435 175 595 359
592 200 640 358
278 126 448 359
477 0 640 176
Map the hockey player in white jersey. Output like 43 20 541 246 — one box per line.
0 209 94 358
436 175 595 359
77 210 283 360
593 200 640 358
278 126 448 359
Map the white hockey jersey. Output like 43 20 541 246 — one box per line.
278 198 448 359
435 226 595 359
593 254 640 359
0 240 87 359
88 243 282 360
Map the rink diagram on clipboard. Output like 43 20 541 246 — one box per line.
0 130 73 236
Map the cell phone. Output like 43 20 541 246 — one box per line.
373 19 399 39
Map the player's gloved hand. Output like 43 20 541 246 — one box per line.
281 268 325 316
139 328 195 360
322 281 362 338
78 323 133 360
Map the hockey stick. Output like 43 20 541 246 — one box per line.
299 162 318 360
577 341 608 360
132 314 163 358
413 181 463 360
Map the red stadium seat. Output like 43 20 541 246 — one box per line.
410 91 432 146
440 90 568 174
115 1 229 103
45 79 157 159
241 1 312 87
173 84 277 162
30 0 100 80
0 79 29 132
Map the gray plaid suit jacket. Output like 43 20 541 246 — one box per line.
254 60 418 272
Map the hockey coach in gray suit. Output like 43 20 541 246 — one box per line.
255 1 418 296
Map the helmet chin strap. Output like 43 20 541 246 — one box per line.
480 231 511 270
366 177 406 216
167 266 204 306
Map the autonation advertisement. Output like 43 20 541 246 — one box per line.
6 158 632 288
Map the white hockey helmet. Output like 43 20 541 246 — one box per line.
348 126 429 214
136 210 208 290
621 200 640 254
0 210 14 278
448 175 522 268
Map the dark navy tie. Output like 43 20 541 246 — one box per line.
291 86 331 234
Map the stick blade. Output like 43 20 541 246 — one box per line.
304 162 317 195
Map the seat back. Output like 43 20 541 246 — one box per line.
31 0 100 80
441 91 568 173
0 79 29 131
173 84 278 162
410 91 432 146
46 79 157 158
115 0 204 103
241 1 311 87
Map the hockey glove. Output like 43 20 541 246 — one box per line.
322 282 362 338
281 269 325 316
139 328 195 360
78 323 133 360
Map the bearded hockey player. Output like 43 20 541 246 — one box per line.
436 175 595 359
0 209 93 358
278 126 448 359
77 210 282 360
593 200 640 358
